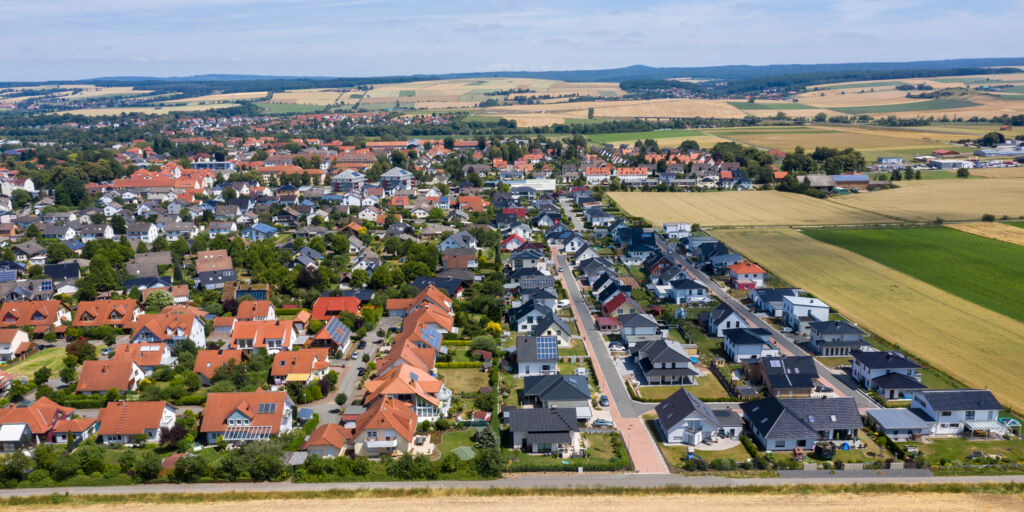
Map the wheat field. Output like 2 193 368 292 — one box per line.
949 222 1024 246
715 228 1024 413
830 178 1024 221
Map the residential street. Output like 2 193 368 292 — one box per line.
652 234 880 410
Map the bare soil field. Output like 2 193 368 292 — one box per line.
17 493 1024 512
714 228 1024 413
949 222 1024 246
830 178 1024 221
608 191 891 226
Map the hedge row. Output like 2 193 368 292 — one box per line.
740 435 771 469
276 308 304 316
442 339 473 346
435 362 484 368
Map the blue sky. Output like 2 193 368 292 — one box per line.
2 0 1022 81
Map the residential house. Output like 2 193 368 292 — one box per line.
656 388 737 445
0 397 73 449
349 396 417 457
910 389 1004 436
727 262 767 290
748 288 803 318
746 356 819 398
781 296 829 334
193 349 246 386
521 375 592 421
506 407 579 454
865 408 931 441
530 314 572 348
0 300 71 333
125 223 159 243
740 397 862 450
95 401 176 445
229 320 296 354
241 223 278 241
807 321 869 356
306 317 353 353
723 328 779 363
363 364 452 421
439 230 477 251
633 338 701 385
200 391 294 444
270 348 331 386
668 278 709 304
515 335 558 377
72 299 142 329
618 313 662 348
236 300 277 321
129 308 207 347
851 351 924 400
706 303 749 337
111 342 176 375
311 296 361 321
76 360 146 394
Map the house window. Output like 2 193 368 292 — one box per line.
774 440 785 448
965 411 975 420
797 440 807 447
941 411 951 417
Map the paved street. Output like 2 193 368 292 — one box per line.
0 473 1022 497
652 234 880 410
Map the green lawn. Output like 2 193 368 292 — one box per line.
728 102 815 110
438 368 490 395
817 356 852 368
920 367 967 389
907 438 1024 463
695 443 754 463
637 385 683 400
437 428 477 456
583 433 617 458
690 375 731 400
805 227 1024 323
4 347 66 378
557 337 587 357
1007 221 1024 230
830 99 979 114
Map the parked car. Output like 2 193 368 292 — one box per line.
598 395 609 407
350 351 360 360
357 367 366 376
357 340 367 349
592 418 614 428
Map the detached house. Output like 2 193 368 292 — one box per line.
349 396 417 457
727 262 766 290
0 300 72 332
781 296 829 335
200 391 294 444
657 388 738 445
740 396 862 450
910 389 1004 436
72 299 142 329
723 328 779 363
95 401 176 445
706 303 749 337
0 329 29 362
807 321 869 356
270 348 331 386
363 363 452 421
111 342 176 375
506 407 579 455
515 335 558 377
76 360 146 394
851 351 924 400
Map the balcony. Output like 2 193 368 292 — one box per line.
366 439 398 449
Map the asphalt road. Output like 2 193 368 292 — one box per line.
1 473 1023 497
652 234 880 410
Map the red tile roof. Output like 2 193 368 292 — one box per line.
72 300 139 327
193 349 246 381
96 401 172 436
77 360 142 393
310 296 360 321
199 391 290 435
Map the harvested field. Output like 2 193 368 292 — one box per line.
57 104 240 116
798 90 920 107
714 228 1024 414
970 167 1024 179
270 89 343 105
166 92 267 104
949 222 1024 247
710 126 939 152
727 101 816 110
830 99 980 115
15 493 1024 512
608 191 891 227
830 178 1024 222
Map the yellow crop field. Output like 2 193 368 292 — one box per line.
949 222 1024 246
17 493 1024 512
715 228 1024 413
58 104 240 116
710 126 939 152
970 167 1024 179
608 191 892 227
166 91 267 104
831 178 1024 221
270 89 343 105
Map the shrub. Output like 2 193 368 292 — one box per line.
981 213 996 222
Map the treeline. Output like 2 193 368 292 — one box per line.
720 67 1019 95
619 79 709 94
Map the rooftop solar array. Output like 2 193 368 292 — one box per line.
536 336 558 360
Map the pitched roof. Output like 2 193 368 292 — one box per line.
0 300 66 327
96 401 173 436
194 249 233 273
507 407 578 434
740 397 861 440
918 389 1003 411
656 387 720 429
112 342 168 368
236 300 275 320
301 423 354 451
193 349 246 381
728 262 766 274
77 360 141 392
310 296 360 320
522 375 589 402
73 300 139 327
364 363 443 407
852 351 920 370
199 391 291 434
354 396 417 442
0 397 73 434
270 348 330 377
759 356 819 390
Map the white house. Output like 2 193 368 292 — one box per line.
910 389 1004 436
656 388 738 445
723 328 779 363
781 296 829 334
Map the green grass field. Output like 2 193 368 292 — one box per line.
587 128 704 144
256 102 326 114
805 227 1024 323
4 347 66 378
398 90 415 97
1008 221 1024 230
727 102 815 110
830 99 979 114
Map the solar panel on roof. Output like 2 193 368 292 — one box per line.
536 336 558 360
257 402 277 414
769 360 781 368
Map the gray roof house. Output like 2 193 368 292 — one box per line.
722 328 778 363
707 303 749 338
910 389 1005 436
807 320 869 356
521 375 592 420
515 335 558 377
740 397 862 451
506 407 579 454
851 351 924 400
656 388 738 445
633 339 700 386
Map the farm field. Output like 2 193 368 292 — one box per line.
727 101 815 110
57 104 240 116
607 191 892 227
949 222 1024 247
165 91 267 104
830 178 1024 222
803 227 1024 323
706 125 966 157
714 228 1024 414
17 493 1024 512
829 98 979 115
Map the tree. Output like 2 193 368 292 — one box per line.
349 268 369 289
11 189 31 210
1 451 32 481
238 441 284 481
25 223 40 239
134 451 163 481
59 365 77 385
334 392 348 407
144 290 175 312
956 168 970 178
443 137 455 150
173 454 208 483
111 215 127 235
979 131 1005 147
33 367 52 386
45 243 73 264
474 447 503 477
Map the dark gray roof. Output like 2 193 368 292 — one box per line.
634 339 689 365
531 314 571 337
760 356 819 390
723 328 771 346
656 388 719 429
710 303 742 324
809 320 864 336
507 407 577 434
751 288 803 303
618 313 659 329
741 397 862 441
852 351 920 370
872 372 926 390
515 336 557 365
713 408 744 428
508 300 552 324
670 278 705 291
522 375 589 402
918 390 1003 411
866 408 930 430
